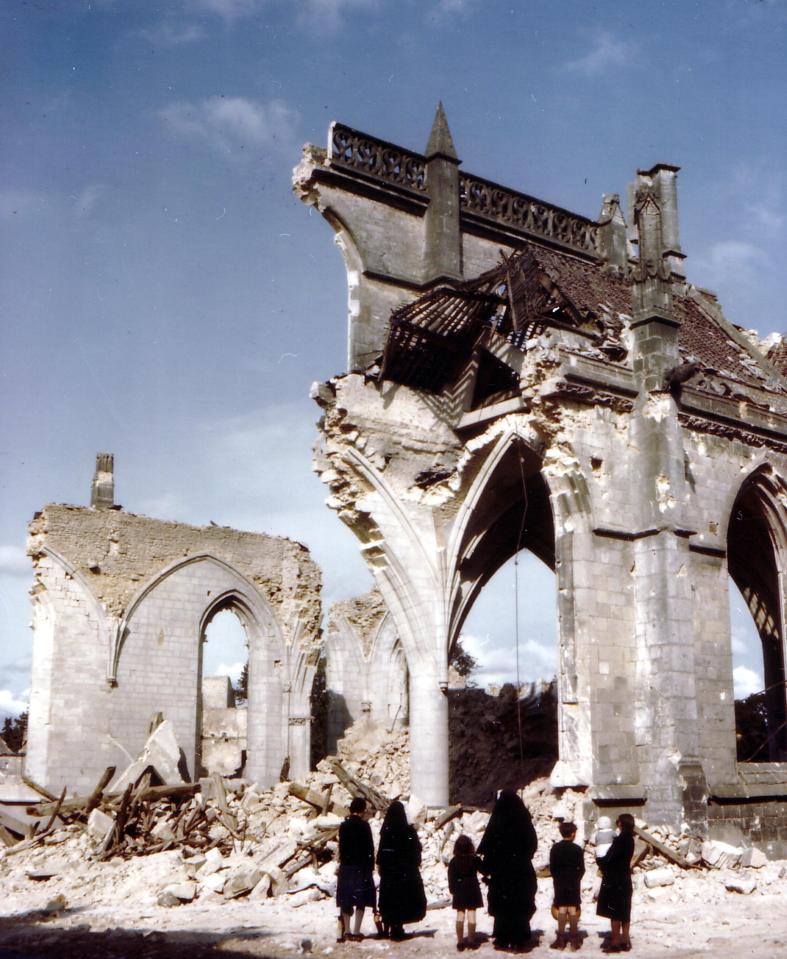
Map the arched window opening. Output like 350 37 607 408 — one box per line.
727 481 787 762
199 606 249 777
449 549 558 806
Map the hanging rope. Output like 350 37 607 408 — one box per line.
513 431 530 776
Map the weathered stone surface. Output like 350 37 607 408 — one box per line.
87 808 114 843
25 499 322 796
644 867 675 888
223 863 262 899
702 841 742 870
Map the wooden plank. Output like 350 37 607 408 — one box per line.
22 775 58 802
287 782 349 818
433 804 463 829
42 787 67 833
327 758 389 812
633 826 691 869
85 766 116 816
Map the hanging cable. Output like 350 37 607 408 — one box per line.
513 430 530 777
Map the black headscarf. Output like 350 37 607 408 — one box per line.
380 800 409 844
477 789 537 859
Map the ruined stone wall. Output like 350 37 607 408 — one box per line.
26 505 321 794
325 590 408 753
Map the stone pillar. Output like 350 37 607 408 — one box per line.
90 452 115 508
408 661 449 807
288 715 312 781
423 102 462 284
628 173 701 828
246 668 284 788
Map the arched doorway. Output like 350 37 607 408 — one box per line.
727 470 787 761
200 604 249 776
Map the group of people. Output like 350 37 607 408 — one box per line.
336 790 635 953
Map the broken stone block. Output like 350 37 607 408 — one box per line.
87 808 114 844
200 872 226 895
223 863 262 899
255 836 297 873
407 794 427 826
112 720 185 793
264 866 289 897
644 867 675 888
288 887 323 908
162 881 197 903
740 847 768 869
41 894 67 915
198 847 226 877
151 820 176 843
725 876 756 895
701 840 742 870
157 889 181 908
249 873 272 900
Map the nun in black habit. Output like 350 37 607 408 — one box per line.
376 800 427 940
477 789 538 949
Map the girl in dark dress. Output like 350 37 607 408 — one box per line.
596 813 635 953
376 800 427 941
477 789 538 950
447 834 484 951
336 797 376 942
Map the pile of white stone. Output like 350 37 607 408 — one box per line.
2 721 786 916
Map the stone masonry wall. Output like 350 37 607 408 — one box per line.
26 505 322 794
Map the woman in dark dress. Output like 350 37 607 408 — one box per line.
477 789 538 950
336 797 376 942
596 813 635 953
376 800 427 941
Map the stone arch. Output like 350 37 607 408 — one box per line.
726 464 787 760
113 554 293 785
447 427 557 651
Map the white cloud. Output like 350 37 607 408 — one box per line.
461 632 557 689
0 189 48 220
733 664 762 699
213 660 245 682
137 21 207 46
158 96 298 158
0 545 29 577
566 30 637 77
0 688 28 717
190 0 263 19
696 239 766 290
296 0 379 31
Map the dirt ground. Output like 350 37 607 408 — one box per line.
1 867 785 959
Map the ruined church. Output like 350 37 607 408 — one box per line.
295 107 787 849
23 107 787 855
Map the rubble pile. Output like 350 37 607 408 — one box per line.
1 719 786 922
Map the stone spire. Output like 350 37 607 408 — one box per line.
633 184 673 318
90 452 115 509
425 101 458 160
424 103 462 283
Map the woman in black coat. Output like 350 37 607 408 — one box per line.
596 813 635 952
376 800 427 940
477 789 538 949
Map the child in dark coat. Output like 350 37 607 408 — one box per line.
336 797 376 942
447 834 483 951
549 821 585 951
597 814 635 953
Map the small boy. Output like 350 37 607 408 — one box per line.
549 821 585 951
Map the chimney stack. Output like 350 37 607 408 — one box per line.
91 452 115 509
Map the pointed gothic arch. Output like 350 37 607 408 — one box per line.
726 465 787 760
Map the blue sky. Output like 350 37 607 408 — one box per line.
1 0 786 716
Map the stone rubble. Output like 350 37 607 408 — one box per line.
2 722 785 925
